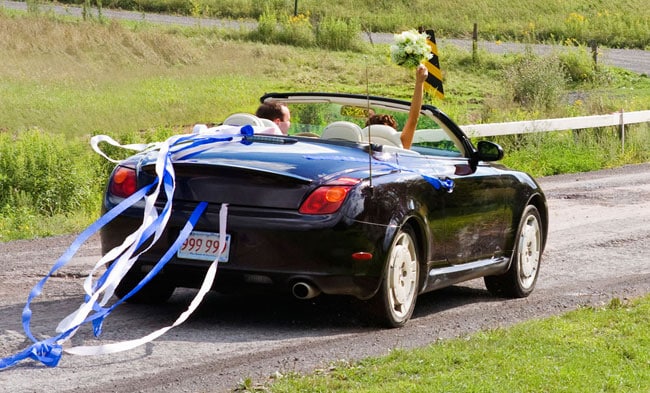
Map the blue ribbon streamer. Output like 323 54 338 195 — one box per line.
2 126 327 369
0 128 245 370
0 338 62 369
1 184 155 369
21 183 156 344
90 201 207 337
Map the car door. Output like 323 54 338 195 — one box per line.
442 159 510 265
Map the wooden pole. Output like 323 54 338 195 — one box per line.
619 109 625 154
589 40 598 70
472 23 478 63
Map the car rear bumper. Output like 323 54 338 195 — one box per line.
100 203 389 299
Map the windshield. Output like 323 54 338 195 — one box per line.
283 101 465 157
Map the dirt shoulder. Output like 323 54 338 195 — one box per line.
0 163 649 392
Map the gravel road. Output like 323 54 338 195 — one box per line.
1 162 649 392
1 2 649 390
2 0 649 75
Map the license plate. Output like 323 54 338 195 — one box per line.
177 231 231 262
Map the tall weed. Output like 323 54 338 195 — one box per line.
276 13 314 47
504 50 567 110
250 7 277 43
316 16 364 51
498 126 636 176
0 129 104 239
620 123 650 163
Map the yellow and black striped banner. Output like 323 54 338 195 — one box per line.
423 29 444 100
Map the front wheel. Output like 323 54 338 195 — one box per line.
485 205 543 298
369 225 420 328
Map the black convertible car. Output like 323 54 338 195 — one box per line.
100 92 548 327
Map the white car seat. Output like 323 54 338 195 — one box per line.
258 118 283 135
321 121 363 142
361 124 403 148
223 113 265 127
223 113 283 135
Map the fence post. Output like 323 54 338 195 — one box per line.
619 109 625 153
472 23 478 63
589 40 598 70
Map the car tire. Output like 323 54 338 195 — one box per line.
370 225 420 328
114 273 176 304
485 205 543 298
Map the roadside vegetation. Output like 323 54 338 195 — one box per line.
0 8 649 241
45 0 650 49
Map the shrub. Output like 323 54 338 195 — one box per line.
276 13 314 47
248 10 315 47
249 12 365 51
504 50 567 110
558 47 598 83
0 129 102 217
316 17 363 51
250 7 277 43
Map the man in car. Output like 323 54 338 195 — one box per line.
255 101 291 135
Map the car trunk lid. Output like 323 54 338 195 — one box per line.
137 137 383 210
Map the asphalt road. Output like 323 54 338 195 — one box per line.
2 0 649 75
1 162 649 392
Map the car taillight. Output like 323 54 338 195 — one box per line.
109 166 137 197
299 177 360 215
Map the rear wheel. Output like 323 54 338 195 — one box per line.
370 225 420 328
485 205 543 298
114 273 176 304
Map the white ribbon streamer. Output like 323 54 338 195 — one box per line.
56 138 174 334
61 132 233 356
1 127 251 368
65 204 228 356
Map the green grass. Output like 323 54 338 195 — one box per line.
262 296 650 393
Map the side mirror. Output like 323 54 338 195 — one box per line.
476 140 504 162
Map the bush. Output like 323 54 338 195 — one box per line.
276 13 314 47
0 129 102 217
316 16 364 51
249 7 277 43
504 50 567 110
248 11 315 47
558 47 598 83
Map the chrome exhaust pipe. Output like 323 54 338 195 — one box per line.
291 281 321 299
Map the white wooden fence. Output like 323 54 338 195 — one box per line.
460 110 650 151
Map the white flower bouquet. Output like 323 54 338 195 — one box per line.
390 30 433 69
